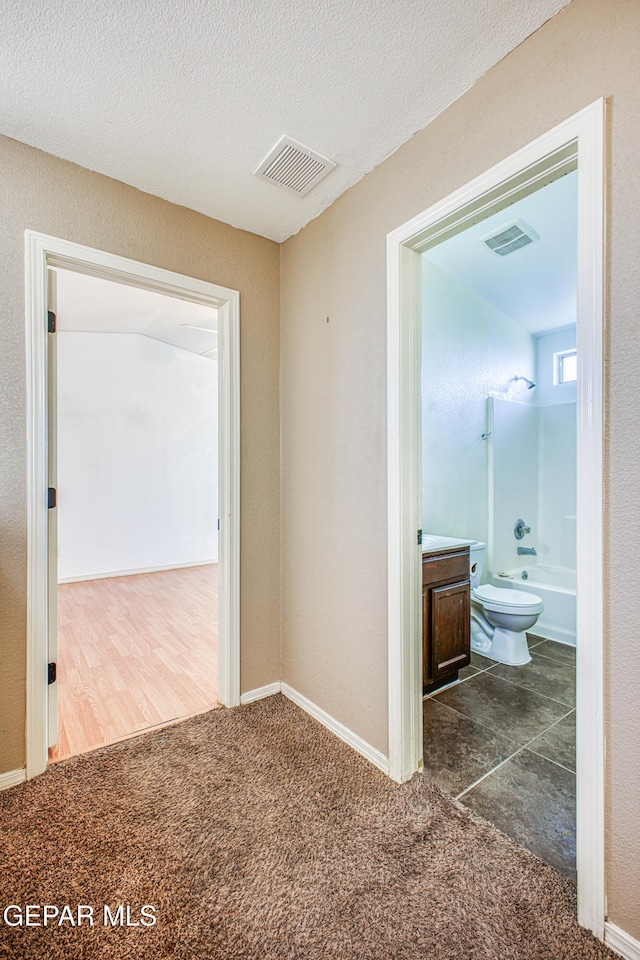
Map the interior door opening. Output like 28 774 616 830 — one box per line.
26 232 241 782
386 100 604 934
419 169 578 881
47 268 221 762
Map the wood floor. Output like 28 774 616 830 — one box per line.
48 564 219 764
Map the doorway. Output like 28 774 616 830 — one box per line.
26 234 241 778
419 169 578 880
386 101 604 934
49 268 221 761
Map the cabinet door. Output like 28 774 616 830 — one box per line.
430 580 470 684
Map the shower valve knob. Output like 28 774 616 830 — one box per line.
514 519 531 540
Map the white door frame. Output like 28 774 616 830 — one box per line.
25 232 241 778
386 99 605 935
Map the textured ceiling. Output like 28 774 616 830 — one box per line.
3 0 570 242
56 270 218 359
424 170 577 336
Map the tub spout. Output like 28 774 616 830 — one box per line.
517 546 537 556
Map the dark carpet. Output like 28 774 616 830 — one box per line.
0 695 615 959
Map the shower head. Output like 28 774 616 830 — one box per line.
512 376 536 390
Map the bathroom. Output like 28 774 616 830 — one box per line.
420 170 578 878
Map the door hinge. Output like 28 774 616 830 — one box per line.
47 310 56 333
48 662 57 685
48 487 56 509
417 529 422 546
217 518 220 531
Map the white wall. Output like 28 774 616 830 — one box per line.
491 398 576 575
537 401 576 571
535 327 577 406
422 263 576 575
490 398 539 573
421 257 536 546
535 327 577 572
57 332 218 581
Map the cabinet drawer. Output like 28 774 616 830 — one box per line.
422 549 469 586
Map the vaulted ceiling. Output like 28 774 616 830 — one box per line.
56 269 218 359
3 0 570 242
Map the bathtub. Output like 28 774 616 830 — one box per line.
490 564 576 647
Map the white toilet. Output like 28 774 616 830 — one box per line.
469 542 543 666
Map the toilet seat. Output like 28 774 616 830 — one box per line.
472 583 543 617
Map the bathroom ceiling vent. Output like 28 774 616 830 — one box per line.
254 136 337 197
481 219 539 257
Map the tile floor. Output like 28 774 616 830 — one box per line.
423 636 576 880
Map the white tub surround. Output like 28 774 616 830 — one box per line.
492 567 575 647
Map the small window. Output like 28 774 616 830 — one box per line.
554 349 577 385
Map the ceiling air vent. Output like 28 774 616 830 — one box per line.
481 219 539 257
254 136 336 197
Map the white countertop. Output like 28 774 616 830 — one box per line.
421 534 476 556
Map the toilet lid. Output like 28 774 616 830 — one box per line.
473 583 543 615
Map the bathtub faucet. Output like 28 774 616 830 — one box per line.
517 546 537 556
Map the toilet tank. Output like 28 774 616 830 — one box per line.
469 541 486 587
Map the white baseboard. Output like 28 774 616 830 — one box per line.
533 621 576 647
0 768 26 792
240 682 282 704
606 922 640 960
281 683 390 776
239 680 390 777
58 559 218 584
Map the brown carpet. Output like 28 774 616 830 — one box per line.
0 695 615 960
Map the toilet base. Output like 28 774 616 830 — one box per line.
470 619 532 666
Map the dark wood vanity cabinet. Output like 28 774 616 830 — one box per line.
422 548 471 694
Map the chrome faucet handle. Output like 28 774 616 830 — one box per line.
514 519 531 540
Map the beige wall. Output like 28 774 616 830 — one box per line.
0 136 281 773
281 0 640 937
3 0 639 938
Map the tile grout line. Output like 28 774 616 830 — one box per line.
431 669 573 741
422 660 494 701
427 697 518 746
454 705 576 800
527 636 577 667
529 650 577 668
455 745 527 800
425 637 574 703
526 708 577 775
425 637 576 794
527 746 576 777
423 670 483 701
517 707 575 764
482 662 575 709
